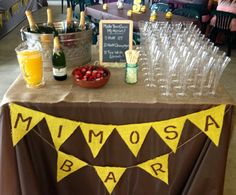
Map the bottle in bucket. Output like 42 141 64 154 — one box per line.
66 7 75 33
47 8 54 29
25 10 41 33
52 31 67 81
79 11 86 30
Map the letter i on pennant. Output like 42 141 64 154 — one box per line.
45 115 79 150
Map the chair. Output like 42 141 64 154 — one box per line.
210 10 236 56
183 3 210 33
150 3 171 12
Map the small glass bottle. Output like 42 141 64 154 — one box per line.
125 63 138 84
52 32 67 81
79 11 86 30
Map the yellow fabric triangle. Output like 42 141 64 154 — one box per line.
187 105 226 146
45 115 79 150
0 14 2 28
12 3 19 14
5 11 10 21
138 154 169 184
94 166 126 194
9 103 45 146
80 123 115 158
57 151 87 182
116 123 151 157
152 116 186 153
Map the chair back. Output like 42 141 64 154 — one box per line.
150 3 171 12
212 10 236 30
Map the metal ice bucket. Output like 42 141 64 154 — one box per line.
20 21 92 67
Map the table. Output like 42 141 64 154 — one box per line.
0 47 234 195
85 2 196 31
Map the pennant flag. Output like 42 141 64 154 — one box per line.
4 11 10 21
11 2 19 15
116 123 151 157
152 116 186 153
45 115 79 150
94 166 126 194
9 103 45 146
80 123 115 158
188 104 226 146
138 154 169 184
57 151 87 182
0 14 2 28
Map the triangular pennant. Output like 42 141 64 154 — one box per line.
12 2 19 14
9 103 45 146
152 116 186 153
57 151 87 182
188 105 226 146
94 166 126 194
0 14 2 28
116 123 151 157
45 115 79 150
80 123 115 158
138 154 169 184
4 11 10 21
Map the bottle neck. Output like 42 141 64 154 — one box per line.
66 7 72 25
53 36 62 52
25 11 37 30
47 8 53 27
79 11 85 29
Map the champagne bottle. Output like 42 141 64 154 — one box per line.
47 8 54 28
25 10 41 33
79 11 85 30
66 7 75 33
52 32 67 81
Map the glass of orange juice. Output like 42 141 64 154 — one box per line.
15 42 44 88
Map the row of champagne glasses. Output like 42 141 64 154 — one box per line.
137 21 231 97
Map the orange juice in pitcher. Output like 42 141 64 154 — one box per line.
16 42 44 88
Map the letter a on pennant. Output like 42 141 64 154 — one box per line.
188 105 226 146
138 154 169 184
152 116 186 153
45 115 79 150
80 123 115 158
9 103 45 146
116 123 151 157
94 166 126 194
57 151 87 182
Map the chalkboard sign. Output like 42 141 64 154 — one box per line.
99 20 133 67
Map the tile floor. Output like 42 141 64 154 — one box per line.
0 1 235 194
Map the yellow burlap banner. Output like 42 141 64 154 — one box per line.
45 115 79 150
152 116 187 153
94 166 126 194
8 103 228 193
10 103 227 154
187 104 226 146
9 103 45 146
138 154 169 184
80 122 115 158
11 2 20 15
57 151 87 182
116 123 151 157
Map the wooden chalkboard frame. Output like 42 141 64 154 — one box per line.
99 20 133 67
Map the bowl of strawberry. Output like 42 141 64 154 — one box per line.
72 65 111 88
